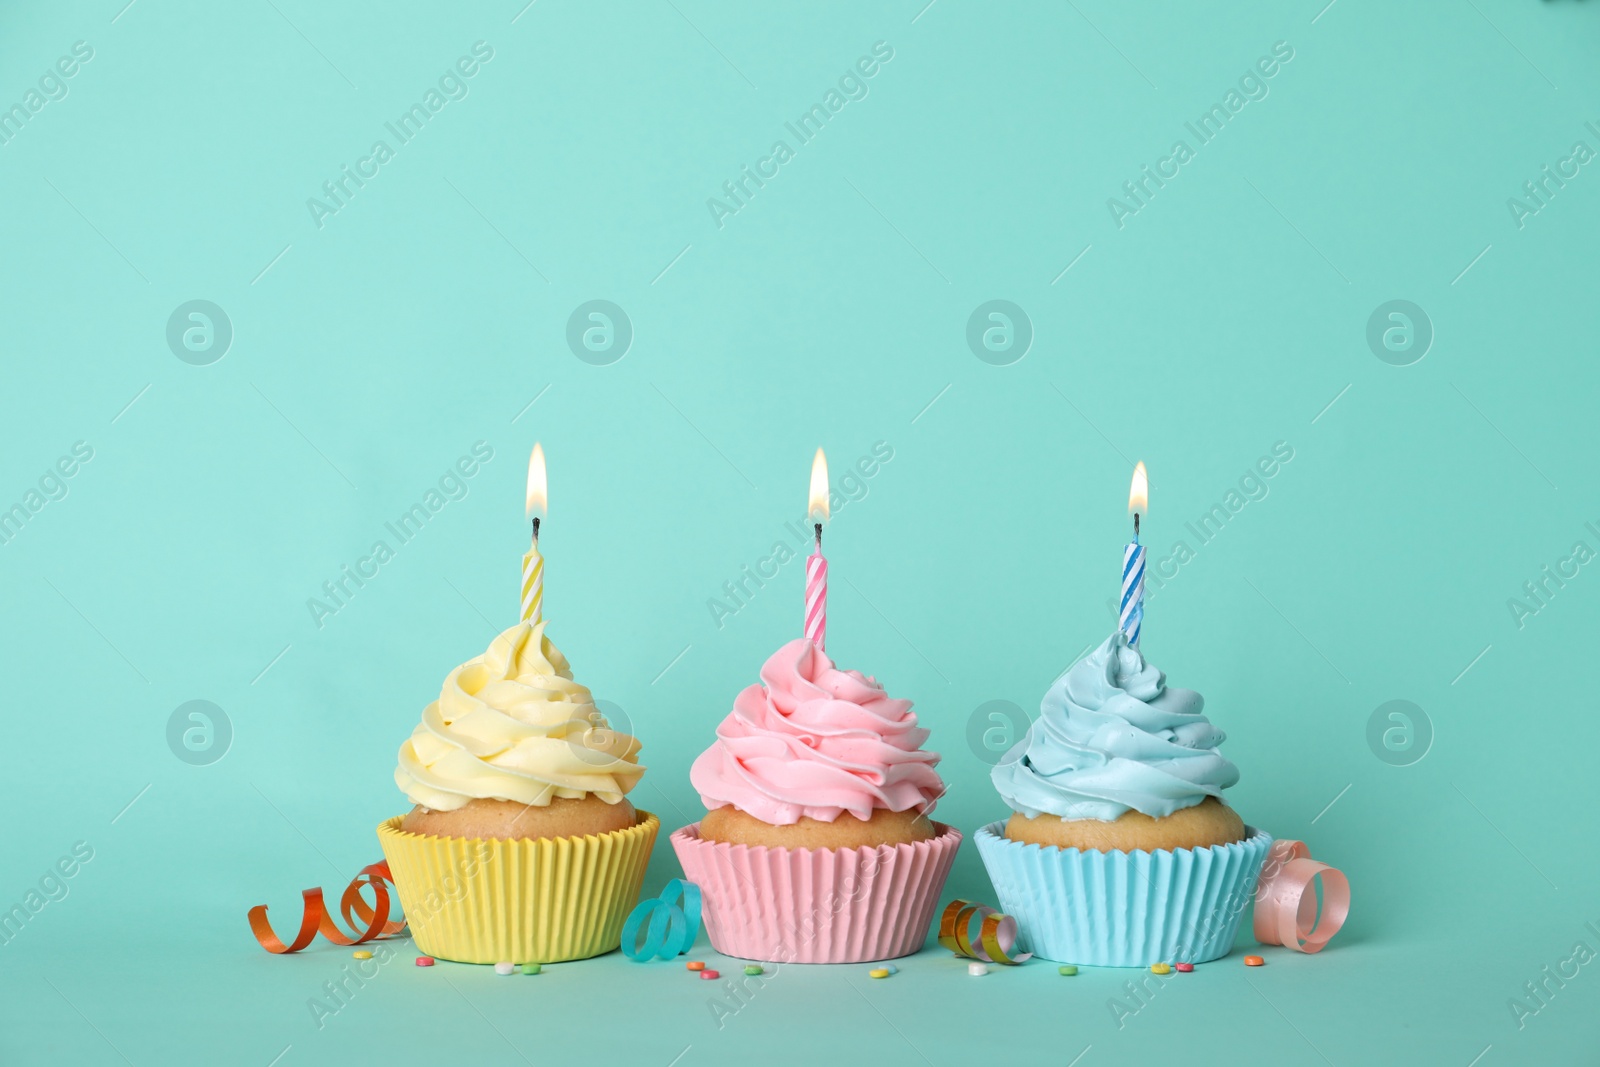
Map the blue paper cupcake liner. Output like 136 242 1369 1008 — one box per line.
975 821 1271 967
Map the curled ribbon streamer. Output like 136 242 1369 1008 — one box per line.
937 899 1032 965
621 879 703 961
249 861 406 954
1253 839 1349 954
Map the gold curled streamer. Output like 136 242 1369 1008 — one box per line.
937 899 1032 965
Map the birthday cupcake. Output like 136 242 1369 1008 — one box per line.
376 619 657 964
671 638 961 963
977 632 1270 966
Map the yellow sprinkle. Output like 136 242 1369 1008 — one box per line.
1150 962 1171 975
352 950 373 960
869 968 890 979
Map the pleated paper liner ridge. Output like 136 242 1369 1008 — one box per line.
376 810 659 964
975 821 1271 967
670 821 961 964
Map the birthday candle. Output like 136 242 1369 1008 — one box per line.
805 448 829 650
522 535 544 625
805 551 828 650
1120 462 1148 648
1120 541 1144 647
523 444 546 625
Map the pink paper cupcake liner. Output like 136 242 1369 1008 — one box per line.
670 821 962 964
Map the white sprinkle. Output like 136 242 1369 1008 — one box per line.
494 962 516 975
967 962 989 976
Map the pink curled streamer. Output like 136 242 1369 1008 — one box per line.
1253 839 1349 954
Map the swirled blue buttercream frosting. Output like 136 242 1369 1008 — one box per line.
992 632 1239 821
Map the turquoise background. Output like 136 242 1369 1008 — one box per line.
3 0 1598 1063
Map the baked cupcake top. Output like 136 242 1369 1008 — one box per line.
992 632 1238 822
690 638 943 826
395 620 644 811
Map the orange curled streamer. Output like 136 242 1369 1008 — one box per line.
938 899 1032 965
249 860 407 954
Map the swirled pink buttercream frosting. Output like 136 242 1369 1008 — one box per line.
690 638 944 825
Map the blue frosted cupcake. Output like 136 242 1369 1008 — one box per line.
977 633 1269 966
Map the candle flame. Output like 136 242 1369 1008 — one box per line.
1128 462 1148 515
808 448 830 523
526 443 547 517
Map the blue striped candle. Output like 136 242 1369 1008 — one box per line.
1120 540 1145 647
1122 462 1148 648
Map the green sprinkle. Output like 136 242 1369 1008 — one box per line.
521 963 541 975
1058 965 1078 976
744 964 763 976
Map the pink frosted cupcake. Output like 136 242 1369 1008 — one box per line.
670 638 960 963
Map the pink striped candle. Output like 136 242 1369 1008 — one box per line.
805 547 827 650
806 448 830 650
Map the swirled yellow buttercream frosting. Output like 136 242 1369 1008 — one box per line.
395 621 644 811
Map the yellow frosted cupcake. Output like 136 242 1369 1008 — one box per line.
377 619 656 964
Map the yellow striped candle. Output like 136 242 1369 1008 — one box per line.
522 529 544 625
523 444 547 624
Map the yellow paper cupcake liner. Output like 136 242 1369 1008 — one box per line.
376 810 659 964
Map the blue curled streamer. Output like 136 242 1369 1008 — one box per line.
620 879 702 961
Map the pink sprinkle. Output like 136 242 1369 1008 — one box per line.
1175 962 1193 973
415 956 435 967
699 969 721 980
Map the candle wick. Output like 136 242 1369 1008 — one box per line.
813 522 822 552
1133 512 1140 542
531 516 541 543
